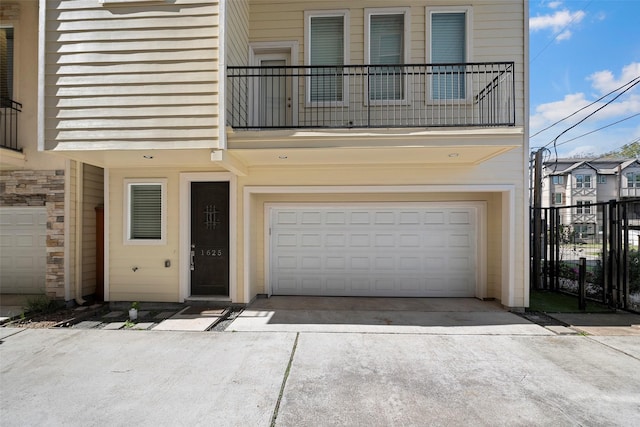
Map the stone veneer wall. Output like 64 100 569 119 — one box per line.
0 170 66 299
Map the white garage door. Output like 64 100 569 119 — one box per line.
269 203 480 297
0 207 47 294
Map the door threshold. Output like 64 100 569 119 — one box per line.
185 296 232 305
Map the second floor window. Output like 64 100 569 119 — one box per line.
597 175 606 184
575 174 592 188
365 8 410 102
429 10 467 100
306 11 349 103
0 27 14 102
576 200 591 214
553 193 564 205
552 175 564 185
627 172 640 187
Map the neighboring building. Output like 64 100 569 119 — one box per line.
39 0 529 308
542 158 640 241
0 1 104 302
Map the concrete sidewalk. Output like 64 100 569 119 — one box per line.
1 327 639 426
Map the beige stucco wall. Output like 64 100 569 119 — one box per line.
108 169 180 302
106 144 527 307
236 146 527 306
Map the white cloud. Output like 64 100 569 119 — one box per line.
548 1 563 9
530 9 586 40
587 62 640 94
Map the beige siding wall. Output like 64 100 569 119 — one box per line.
247 0 525 126
43 0 221 152
226 0 250 66
81 164 104 297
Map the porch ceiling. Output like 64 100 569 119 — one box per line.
45 148 224 170
227 127 522 167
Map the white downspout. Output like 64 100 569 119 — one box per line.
75 162 85 305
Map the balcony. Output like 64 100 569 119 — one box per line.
621 187 640 198
227 62 515 130
1 98 22 152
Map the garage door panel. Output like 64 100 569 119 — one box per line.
327 278 347 291
270 204 478 297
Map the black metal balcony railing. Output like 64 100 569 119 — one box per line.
1 98 22 151
227 62 515 129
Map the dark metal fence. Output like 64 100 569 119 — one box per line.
227 62 515 129
531 199 640 312
1 98 22 151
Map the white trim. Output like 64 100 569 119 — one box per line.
244 184 516 305
37 0 46 152
502 188 516 307
99 0 159 4
63 160 72 301
179 172 237 303
75 162 85 304
304 9 350 107
123 178 168 245
364 7 411 106
104 168 110 302
218 0 227 149
425 6 473 103
264 201 487 298
249 41 299 127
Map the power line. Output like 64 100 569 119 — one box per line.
554 112 640 147
543 78 640 150
530 75 640 139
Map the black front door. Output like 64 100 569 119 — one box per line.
190 182 229 296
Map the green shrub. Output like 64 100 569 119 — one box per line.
24 294 60 314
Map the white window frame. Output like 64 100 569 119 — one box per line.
575 174 592 188
123 178 167 245
597 175 606 184
576 200 591 214
552 193 563 205
627 172 640 187
364 7 411 105
552 175 564 185
425 6 473 103
305 10 350 107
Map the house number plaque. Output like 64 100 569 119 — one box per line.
200 249 223 257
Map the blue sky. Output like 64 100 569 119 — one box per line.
529 0 640 158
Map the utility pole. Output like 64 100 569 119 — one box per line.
532 149 543 290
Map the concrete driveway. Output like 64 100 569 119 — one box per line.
2 298 639 426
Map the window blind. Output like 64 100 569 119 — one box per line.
310 16 344 102
130 184 162 240
369 14 404 101
0 27 14 101
432 12 466 100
